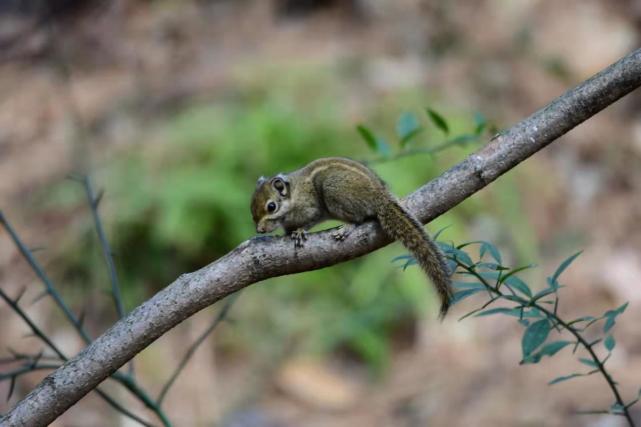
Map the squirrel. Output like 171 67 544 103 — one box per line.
251 157 453 317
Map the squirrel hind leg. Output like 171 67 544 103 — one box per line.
331 224 356 241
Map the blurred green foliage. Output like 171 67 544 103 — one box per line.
43 67 534 374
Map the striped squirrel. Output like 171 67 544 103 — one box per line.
251 157 452 317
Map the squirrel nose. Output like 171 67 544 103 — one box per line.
256 225 265 233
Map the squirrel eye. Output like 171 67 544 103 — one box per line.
266 201 277 213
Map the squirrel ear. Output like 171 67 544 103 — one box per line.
256 176 267 188
271 174 289 196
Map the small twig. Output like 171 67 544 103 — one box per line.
536 304 633 426
0 364 62 381
111 373 171 427
93 388 156 427
0 350 61 366
81 176 125 319
80 175 133 377
0 288 67 361
575 410 611 415
0 212 92 344
157 293 239 406
0 288 165 427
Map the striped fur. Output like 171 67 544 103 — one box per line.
251 157 453 317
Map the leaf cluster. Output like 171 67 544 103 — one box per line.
396 234 638 425
358 109 490 161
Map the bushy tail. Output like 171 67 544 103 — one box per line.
376 198 452 318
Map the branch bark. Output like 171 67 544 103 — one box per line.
3 48 641 426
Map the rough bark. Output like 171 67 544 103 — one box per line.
3 48 641 426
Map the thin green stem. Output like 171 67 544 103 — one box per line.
535 304 633 426
365 135 481 165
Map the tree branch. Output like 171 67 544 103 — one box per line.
3 48 641 426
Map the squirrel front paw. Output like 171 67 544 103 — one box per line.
290 229 308 248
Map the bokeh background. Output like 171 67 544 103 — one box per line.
1 1 641 426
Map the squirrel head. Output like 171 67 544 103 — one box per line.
250 174 291 233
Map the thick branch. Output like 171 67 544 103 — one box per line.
3 49 641 426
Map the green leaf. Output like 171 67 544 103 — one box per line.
611 301 628 316
355 125 392 158
475 307 520 317
548 373 585 385
474 112 487 135
477 262 507 271
451 288 483 305
446 134 478 146
476 241 502 264
375 136 392 158
444 247 474 267
475 307 540 318
437 241 454 252
484 242 502 264
521 340 572 364
522 319 550 357
532 287 556 302
499 264 536 284
453 281 487 291
605 335 616 352
391 254 417 271
446 259 457 275
426 108 449 135
551 250 583 283
539 340 572 357
524 307 543 318
392 255 413 262
503 275 533 298
357 125 377 151
433 225 452 241
603 302 629 333
578 357 598 368
457 270 501 287
396 112 423 147
603 317 615 333
474 271 502 283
